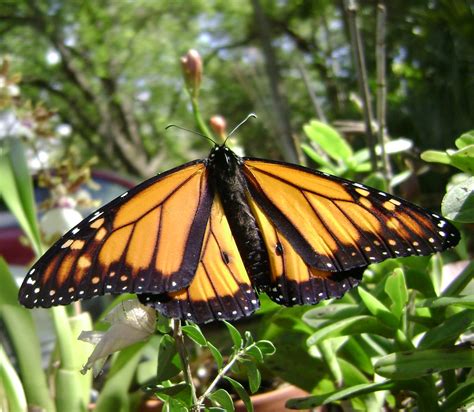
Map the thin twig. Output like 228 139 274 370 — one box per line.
172 319 198 405
296 60 328 123
345 0 377 172
376 2 393 190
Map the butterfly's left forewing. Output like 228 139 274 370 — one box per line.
140 196 260 323
19 161 212 308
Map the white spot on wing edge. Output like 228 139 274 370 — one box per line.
72 227 80 235
26 278 36 285
120 191 128 198
89 211 103 222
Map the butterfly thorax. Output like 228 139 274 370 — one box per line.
207 145 270 290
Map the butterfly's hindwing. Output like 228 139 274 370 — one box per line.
248 197 364 305
140 196 259 323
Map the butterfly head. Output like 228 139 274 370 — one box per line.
208 144 241 170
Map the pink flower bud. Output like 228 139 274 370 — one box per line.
210 115 227 140
181 49 202 97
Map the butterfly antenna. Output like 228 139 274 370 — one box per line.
165 124 216 145
224 113 257 145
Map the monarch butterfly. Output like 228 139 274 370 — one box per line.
19 127 460 323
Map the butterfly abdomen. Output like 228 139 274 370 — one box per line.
208 146 270 290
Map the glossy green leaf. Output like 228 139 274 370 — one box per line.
224 376 253 412
301 143 336 171
303 304 361 326
0 346 27 412
441 376 474 412
255 340 276 356
244 361 261 394
223 320 242 349
307 316 393 346
285 380 395 409
303 120 352 161
151 383 190 396
208 389 234 411
0 258 55 412
442 176 474 223
455 130 474 149
245 345 263 363
207 340 224 370
182 324 207 346
375 346 474 379
384 269 408 321
156 334 181 381
417 295 474 309
419 309 474 349
0 138 42 256
358 288 399 328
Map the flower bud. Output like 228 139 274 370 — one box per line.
210 115 227 141
181 49 202 98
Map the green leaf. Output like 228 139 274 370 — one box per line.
303 304 361 326
182 324 207 346
441 376 474 412
374 346 474 379
224 376 253 412
421 149 452 165
319 340 343 386
207 341 224 369
303 120 353 162
307 316 393 346
358 288 399 328
455 130 474 149
95 341 148 412
208 389 234 411
417 295 474 309
223 320 242 349
442 176 474 223
0 258 55 412
243 361 261 394
0 346 27 412
384 269 408 321
0 138 42 256
255 340 276 356
245 345 263 363
285 380 395 409
449 145 474 174
156 334 181 381
418 309 474 349
301 143 337 171
151 382 190 396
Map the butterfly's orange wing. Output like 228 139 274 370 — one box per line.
19 161 212 308
242 159 459 273
140 195 259 323
248 198 365 305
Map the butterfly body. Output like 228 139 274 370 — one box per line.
19 143 460 323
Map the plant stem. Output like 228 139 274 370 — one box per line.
196 344 252 406
376 2 393 190
172 319 198 405
190 96 215 145
345 0 377 172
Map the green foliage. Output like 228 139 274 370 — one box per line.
150 321 275 411
302 119 413 185
422 130 474 223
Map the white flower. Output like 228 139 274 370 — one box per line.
40 201 83 244
78 300 156 376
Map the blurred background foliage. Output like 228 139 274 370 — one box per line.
0 0 472 181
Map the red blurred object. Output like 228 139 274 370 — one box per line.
0 170 135 266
